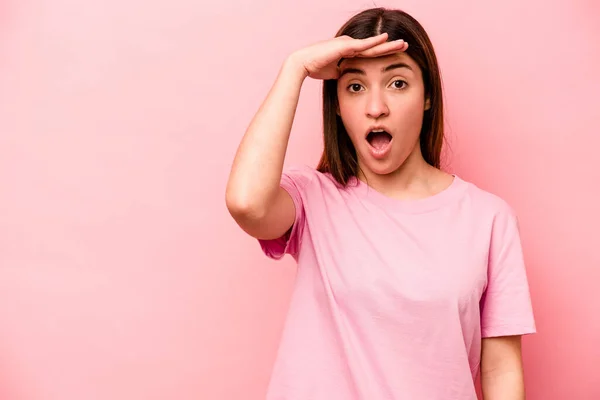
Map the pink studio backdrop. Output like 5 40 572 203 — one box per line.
0 0 598 399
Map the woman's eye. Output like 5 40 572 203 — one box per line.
348 83 363 92
346 81 405 92
392 80 407 89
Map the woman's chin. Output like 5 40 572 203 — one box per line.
358 148 413 176
358 158 400 177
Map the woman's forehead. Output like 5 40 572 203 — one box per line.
338 52 419 76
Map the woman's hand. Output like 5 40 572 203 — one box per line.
288 32 409 80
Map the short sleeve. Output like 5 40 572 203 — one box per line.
480 208 537 338
257 166 311 260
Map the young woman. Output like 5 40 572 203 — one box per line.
226 7 536 400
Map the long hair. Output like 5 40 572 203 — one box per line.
316 8 445 186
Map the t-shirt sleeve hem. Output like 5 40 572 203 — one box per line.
258 184 303 260
481 325 537 338
257 165 313 260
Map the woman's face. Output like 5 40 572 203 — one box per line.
336 52 430 177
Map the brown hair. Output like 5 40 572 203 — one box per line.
316 7 445 186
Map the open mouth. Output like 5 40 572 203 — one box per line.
366 130 393 151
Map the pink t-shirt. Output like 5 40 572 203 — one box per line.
258 165 536 399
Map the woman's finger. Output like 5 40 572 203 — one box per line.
346 33 389 53
356 40 407 57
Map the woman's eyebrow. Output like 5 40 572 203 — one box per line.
338 62 413 79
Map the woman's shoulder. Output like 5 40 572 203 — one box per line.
282 163 341 188
458 176 519 219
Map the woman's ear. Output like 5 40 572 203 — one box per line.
424 97 431 111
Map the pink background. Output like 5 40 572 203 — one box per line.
1 0 598 399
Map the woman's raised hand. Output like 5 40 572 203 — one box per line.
288 33 409 80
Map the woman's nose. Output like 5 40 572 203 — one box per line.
365 90 389 119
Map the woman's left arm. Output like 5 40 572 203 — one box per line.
480 335 526 400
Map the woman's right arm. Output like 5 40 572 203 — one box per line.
225 33 406 241
225 56 308 240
